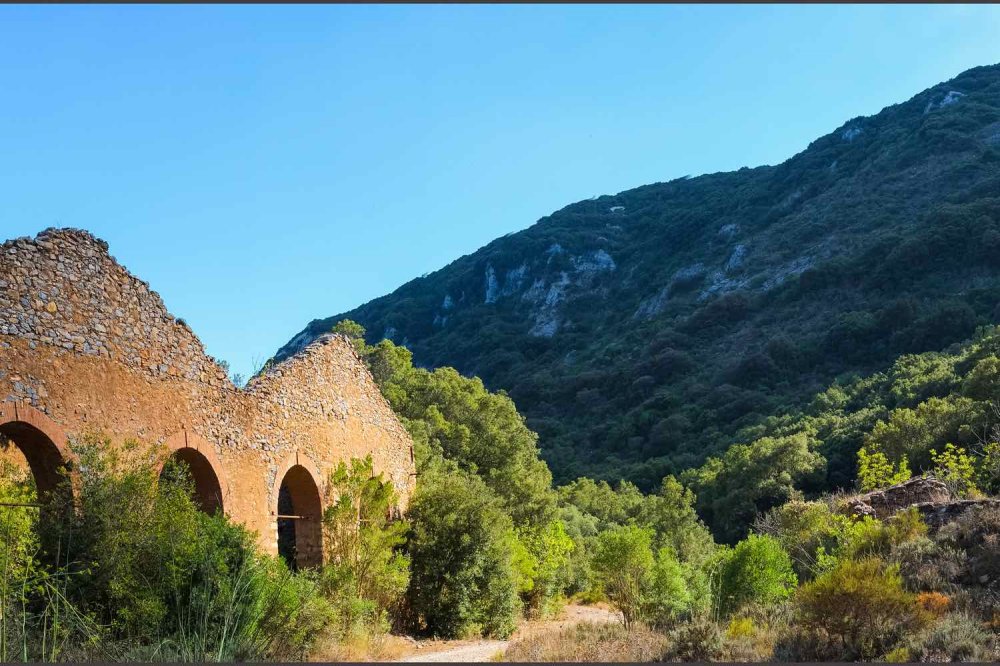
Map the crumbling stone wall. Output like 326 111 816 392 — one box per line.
0 228 415 564
841 476 1000 530
843 477 953 520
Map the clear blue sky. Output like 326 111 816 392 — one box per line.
2 5 999 380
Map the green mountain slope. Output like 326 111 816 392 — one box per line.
277 64 1000 490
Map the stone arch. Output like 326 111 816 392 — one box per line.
274 452 323 570
160 432 227 515
0 401 73 499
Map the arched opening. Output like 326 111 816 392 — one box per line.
0 411 75 559
161 447 224 515
0 420 71 500
276 465 322 570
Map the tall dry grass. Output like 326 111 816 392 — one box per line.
503 621 669 662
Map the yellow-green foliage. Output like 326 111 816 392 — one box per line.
716 534 797 618
0 461 40 587
758 500 847 580
321 456 410 635
591 525 654 629
794 557 928 660
513 520 575 617
814 507 927 572
929 443 979 496
978 440 1000 493
857 445 911 491
726 616 755 640
884 646 911 663
865 396 981 469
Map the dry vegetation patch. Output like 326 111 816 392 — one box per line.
503 621 668 662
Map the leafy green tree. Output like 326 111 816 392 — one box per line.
591 525 654 629
645 548 689 625
556 473 716 602
405 464 519 639
637 475 715 565
331 319 367 340
644 547 709 626
335 320 573 635
341 325 556 530
866 397 981 469
331 319 368 355
716 534 797 617
684 433 824 543
514 520 574 617
321 456 410 631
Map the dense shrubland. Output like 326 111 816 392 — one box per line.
9 316 1000 661
343 318 1000 660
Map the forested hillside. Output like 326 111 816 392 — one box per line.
278 64 1000 490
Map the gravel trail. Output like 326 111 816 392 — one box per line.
393 604 619 663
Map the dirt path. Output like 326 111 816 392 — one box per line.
392 604 619 663
394 640 508 663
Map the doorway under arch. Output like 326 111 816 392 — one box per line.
161 447 224 515
0 403 72 501
276 464 323 570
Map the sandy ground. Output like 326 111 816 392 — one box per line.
391 603 620 663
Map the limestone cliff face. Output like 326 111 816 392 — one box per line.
0 228 415 565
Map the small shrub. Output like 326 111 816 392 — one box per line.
892 535 965 592
916 591 951 617
755 500 841 581
883 645 910 663
886 506 929 544
726 616 755 640
813 508 926 573
773 625 846 662
716 534 797 617
904 612 996 662
664 617 724 662
793 557 928 660
935 504 1000 593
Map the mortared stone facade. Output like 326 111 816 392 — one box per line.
0 228 415 568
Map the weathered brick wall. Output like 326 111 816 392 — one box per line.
0 228 415 563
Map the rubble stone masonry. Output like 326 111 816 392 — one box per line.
0 228 415 567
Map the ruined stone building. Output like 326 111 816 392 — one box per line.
0 228 416 568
